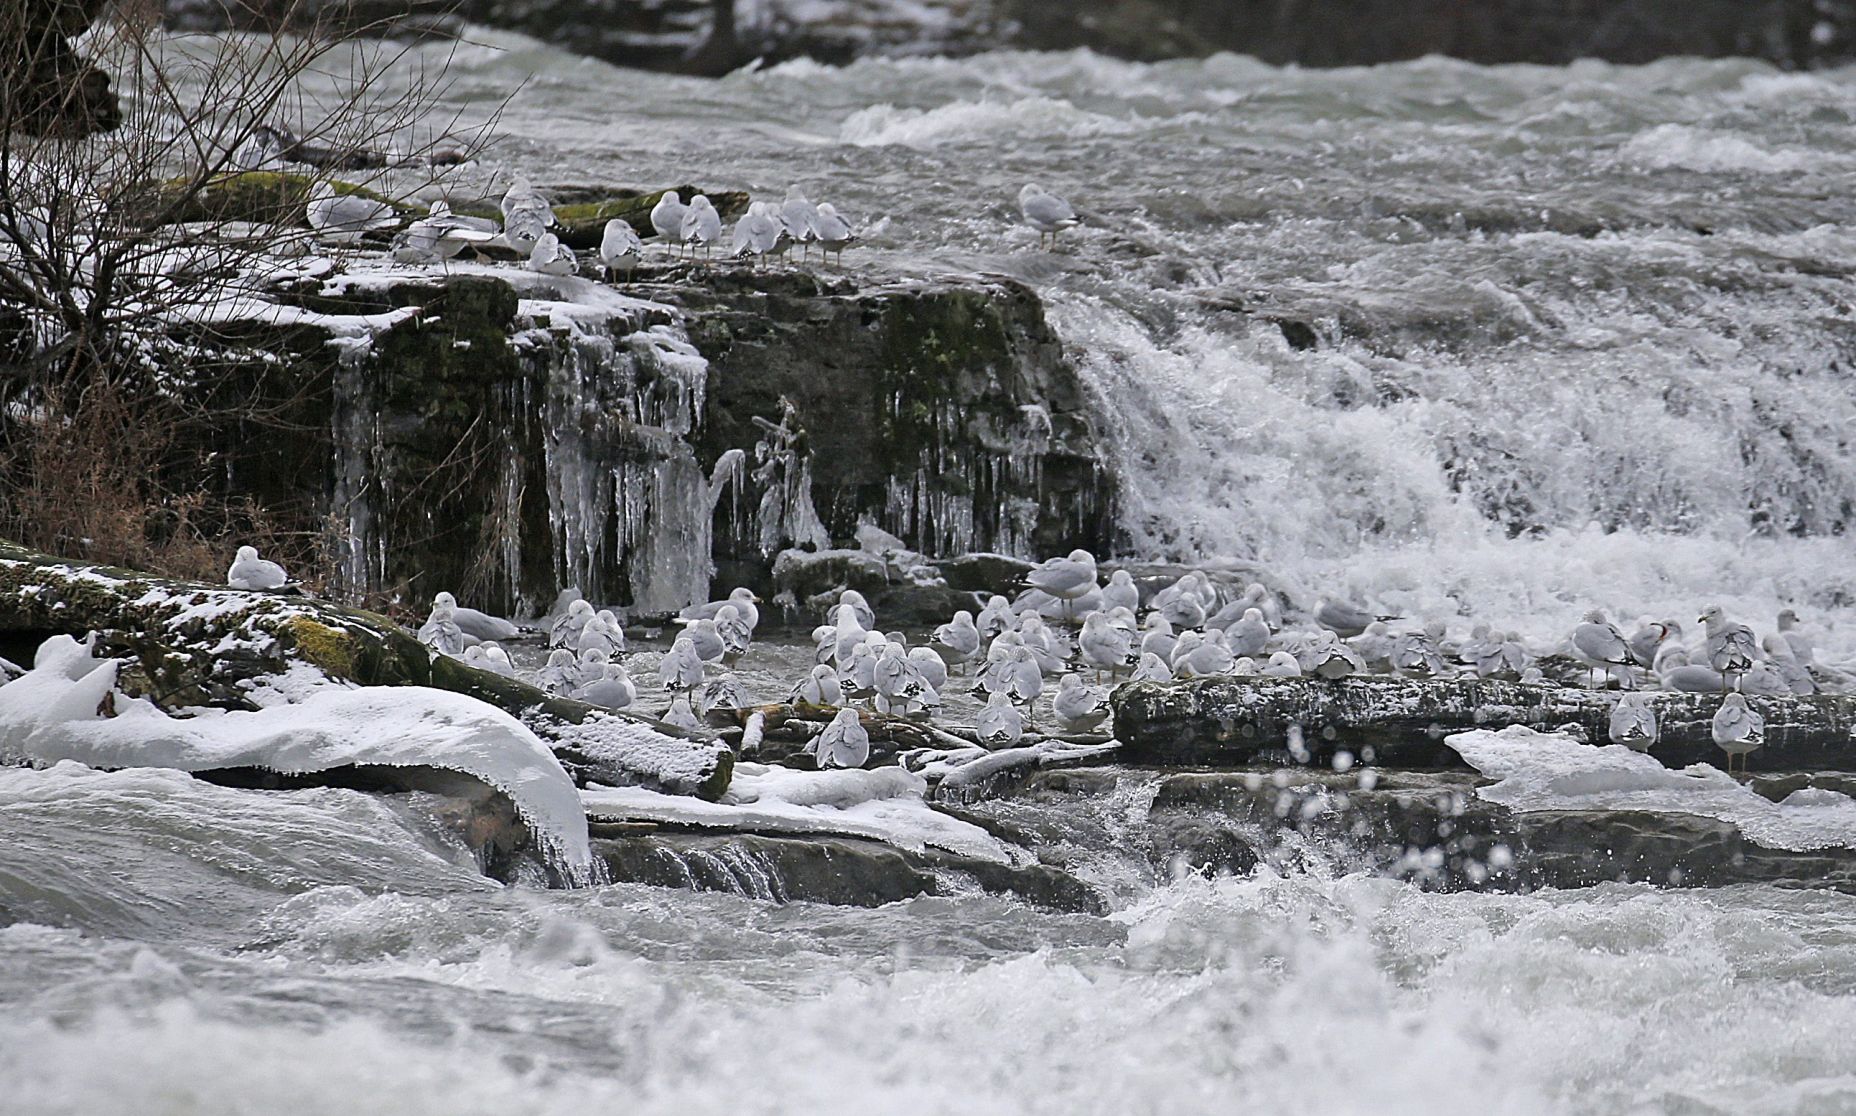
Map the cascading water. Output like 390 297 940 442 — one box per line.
12 32 1856 1116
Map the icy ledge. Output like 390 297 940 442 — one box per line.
0 636 596 882
1448 725 1856 853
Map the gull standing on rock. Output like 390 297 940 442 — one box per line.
976 692 1025 749
811 202 857 266
1079 612 1134 680
680 194 722 261
579 662 637 710
1711 693 1765 774
650 190 688 256
1018 183 1079 249
1053 673 1110 733
1101 569 1140 614
1608 693 1659 752
1700 605 1758 693
538 648 578 695
731 201 787 268
658 636 706 695
780 187 819 260
1571 609 1634 690
1132 651 1174 682
1298 630 1365 680
831 589 877 631
599 219 643 280
814 707 871 769
684 587 762 631
227 545 287 591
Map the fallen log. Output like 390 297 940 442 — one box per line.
1112 674 1856 773
0 539 732 798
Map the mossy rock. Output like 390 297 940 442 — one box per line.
159 171 418 229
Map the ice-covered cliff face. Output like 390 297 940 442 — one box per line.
427 40 1856 644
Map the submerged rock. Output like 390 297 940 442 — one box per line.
594 830 1105 912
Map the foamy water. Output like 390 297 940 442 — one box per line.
10 36 1856 1114
390 38 1856 656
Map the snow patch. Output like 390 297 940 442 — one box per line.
582 762 1017 863
0 636 595 881
1447 725 1856 852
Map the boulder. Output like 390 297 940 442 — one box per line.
1113 674 1856 773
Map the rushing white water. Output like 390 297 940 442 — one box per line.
11 36 1856 1113
405 39 1856 655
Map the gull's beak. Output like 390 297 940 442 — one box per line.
1697 615 1708 625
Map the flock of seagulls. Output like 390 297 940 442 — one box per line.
222 541 1833 776
307 174 1088 276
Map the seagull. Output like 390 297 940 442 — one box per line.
681 618 727 664
698 675 745 715
1078 612 1135 680
431 591 518 642
908 646 949 694
550 598 595 650
680 194 722 260
599 218 644 280
1656 644 1728 694
683 588 762 631
473 641 517 677
1018 183 1079 249
792 663 844 706
1053 673 1110 733
1131 651 1174 682
975 692 1024 749
1474 631 1531 681
417 598 468 657
1711 693 1764 774
1314 597 1398 639
730 201 787 268
1226 608 1271 658
780 187 819 260
657 636 705 695
572 648 610 692
873 643 933 715
1607 693 1659 752
1298 630 1365 680
713 604 753 666
502 207 551 256
395 201 499 264
1699 605 1757 692
226 545 287 591
831 589 876 631
931 610 982 673
814 707 871 768
577 609 626 657
538 648 578 695
1776 609 1814 665
527 233 576 276
1173 631 1236 678
1392 628 1448 680
1140 613 1178 664
650 190 688 256
1025 549 1099 603
812 202 857 265
1349 621 1397 672
1261 650 1303 678
1570 609 1634 690
1761 634 1816 696
306 182 398 243
976 595 1015 644
663 697 704 732
1100 569 1140 614
1626 619 1673 669
500 176 551 224
578 662 636 710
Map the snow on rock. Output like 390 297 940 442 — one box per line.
581 761 1019 864
0 636 595 881
1447 725 1856 852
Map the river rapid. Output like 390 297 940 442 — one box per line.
7 32 1856 1114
